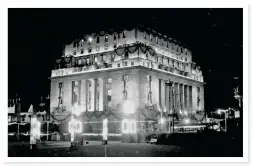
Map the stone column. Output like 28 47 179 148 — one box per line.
181 84 184 112
94 78 98 111
184 85 188 112
103 77 107 112
189 86 193 113
164 80 169 113
159 79 162 111
80 80 87 112
174 83 179 111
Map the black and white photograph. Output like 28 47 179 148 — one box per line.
6 7 247 161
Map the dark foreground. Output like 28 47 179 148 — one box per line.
9 140 242 157
9 130 243 157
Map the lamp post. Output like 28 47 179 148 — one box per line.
217 109 228 132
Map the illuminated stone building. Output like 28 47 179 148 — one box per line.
50 25 204 141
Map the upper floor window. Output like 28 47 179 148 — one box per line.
107 77 112 84
105 35 108 42
144 33 146 39
73 51 76 55
167 42 169 48
94 56 98 63
88 48 92 53
96 37 100 43
150 34 152 41
78 59 82 65
104 44 109 50
80 39 84 46
156 37 158 44
181 47 183 53
96 46 100 52
185 57 187 62
124 51 129 59
123 30 126 38
113 43 117 49
80 49 84 54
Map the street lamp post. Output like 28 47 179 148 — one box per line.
217 109 228 132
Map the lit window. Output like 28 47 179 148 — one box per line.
88 48 92 53
94 56 98 63
96 46 100 52
80 39 84 46
80 49 84 54
104 44 109 50
73 51 76 55
107 77 112 84
78 59 82 65
96 37 100 43
107 89 112 96
105 35 108 42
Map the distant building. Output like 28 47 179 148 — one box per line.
50 25 204 141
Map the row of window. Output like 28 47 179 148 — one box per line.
143 33 188 55
74 31 126 48
73 44 118 55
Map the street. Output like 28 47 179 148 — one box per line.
9 141 181 157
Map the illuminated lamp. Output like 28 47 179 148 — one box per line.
160 117 165 124
184 118 190 124
184 111 188 116
123 100 135 114
88 36 92 42
73 104 81 116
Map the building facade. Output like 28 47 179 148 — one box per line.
50 25 204 140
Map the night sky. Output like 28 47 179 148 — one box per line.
8 8 243 112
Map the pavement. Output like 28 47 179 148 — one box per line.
8 141 181 157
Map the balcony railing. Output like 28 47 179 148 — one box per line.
51 57 203 82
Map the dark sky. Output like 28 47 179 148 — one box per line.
8 8 243 112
